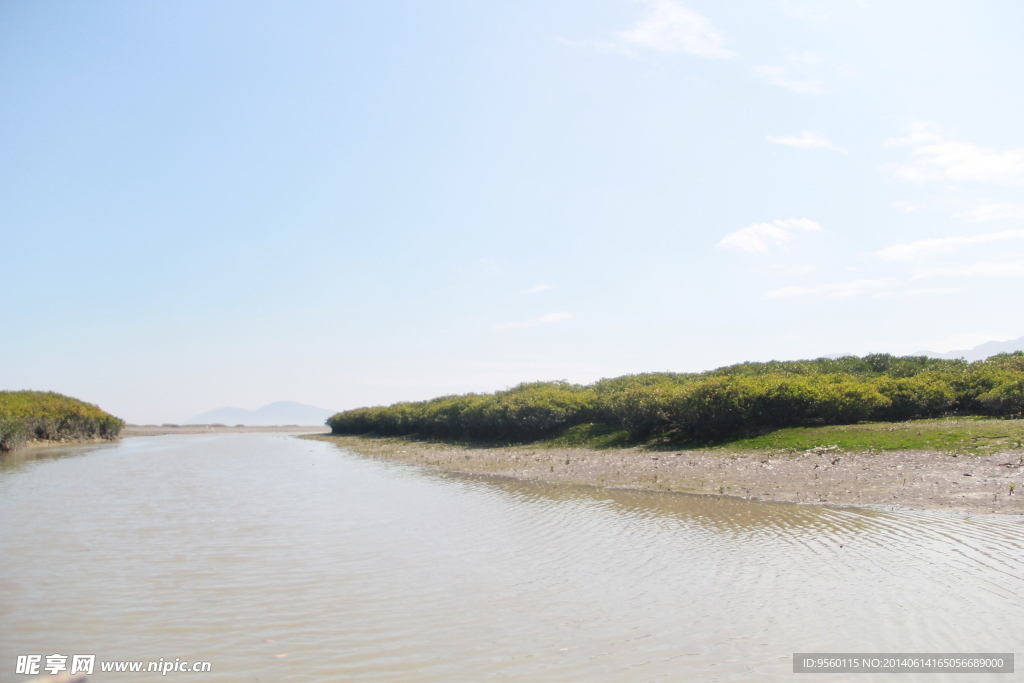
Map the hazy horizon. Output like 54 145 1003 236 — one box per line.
3 1 1023 424
155 335 1024 422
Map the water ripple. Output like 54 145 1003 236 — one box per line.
1 434 1022 682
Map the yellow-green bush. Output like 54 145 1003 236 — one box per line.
602 379 686 439
873 374 956 420
978 379 1024 416
0 391 124 451
327 353 1024 444
328 382 595 443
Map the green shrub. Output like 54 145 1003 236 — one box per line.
0 416 26 451
328 382 594 443
873 375 956 420
462 383 596 442
664 378 757 439
980 351 1024 373
807 378 890 424
604 381 683 440
978 380 1024 416
0 391 124 451
325 353 1024 445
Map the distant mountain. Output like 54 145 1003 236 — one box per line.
185 401 336 426
918 335 1024 361
819 337 1024 363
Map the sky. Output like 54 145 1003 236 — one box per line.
2 0 1023 424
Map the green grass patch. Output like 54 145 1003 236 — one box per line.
722 416 1024 456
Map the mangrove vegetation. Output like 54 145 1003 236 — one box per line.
327 353 1024 447
0 391 124 451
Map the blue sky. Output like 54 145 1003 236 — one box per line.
2 0 1023 423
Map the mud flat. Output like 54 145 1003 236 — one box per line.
312 434 1024 515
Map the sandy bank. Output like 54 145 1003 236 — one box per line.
312 434 1024 515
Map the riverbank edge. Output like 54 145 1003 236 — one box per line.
308 434 1024 516
3 435 120 452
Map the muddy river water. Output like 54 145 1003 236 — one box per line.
1 434 1022 682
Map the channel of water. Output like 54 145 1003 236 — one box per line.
1 434 1021 682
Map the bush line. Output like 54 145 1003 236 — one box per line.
327 353 1024 445
0 391 125 451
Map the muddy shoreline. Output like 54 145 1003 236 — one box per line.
312 434 1024 516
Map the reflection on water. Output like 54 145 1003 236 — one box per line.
1 434 1022 682
0 441 117 471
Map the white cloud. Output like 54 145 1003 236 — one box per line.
769 263 817 277
777 2 832 24
498 311 574 329
618 1 736 59
766 131 846 152
717 218 822 253
912 261 1024 279
538 311 573 323
785 50 823 66
763 278 901 299
752 65 823 93
898 286 960 297
893 201 920 214
876 230 1024 261
520 284 554 295
886 122 1024 186
954 202 1024 223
